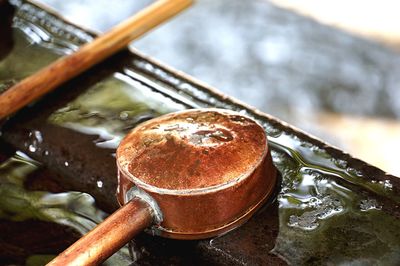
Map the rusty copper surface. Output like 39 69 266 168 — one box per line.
117 109 277 239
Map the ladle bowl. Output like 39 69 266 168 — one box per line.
48 108 277 265
117 108 277 239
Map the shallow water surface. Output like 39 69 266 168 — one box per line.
1 1 400 265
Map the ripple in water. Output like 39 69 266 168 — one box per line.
359 198 382 211
288 196 344 230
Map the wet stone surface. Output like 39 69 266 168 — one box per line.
1 1 400 265
39 0 400 134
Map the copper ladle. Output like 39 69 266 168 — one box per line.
48 108 278 265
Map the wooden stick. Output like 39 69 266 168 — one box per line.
47 198 154 266
0 0 193 119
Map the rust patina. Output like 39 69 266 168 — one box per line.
117 108 277 239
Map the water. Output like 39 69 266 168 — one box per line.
0 29 61 85
1 1 400 265
270 143 400 265
0 154 132 265
47 72 185 150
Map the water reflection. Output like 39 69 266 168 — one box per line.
38 0 400 175
271 144 400 265
0 153 132 265
48 72 184 149
1 1 400 264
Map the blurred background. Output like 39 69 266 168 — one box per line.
37 0 400 176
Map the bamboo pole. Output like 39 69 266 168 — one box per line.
0 0 193 119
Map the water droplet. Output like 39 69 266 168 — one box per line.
360 199 382 211
333 158 348 169
379 180 393 190
347 167 363 177
300 141 313 148
287 195 343 231
164 124 184 132
264 124 282 138
288 213 318 230
28 144 36 152
25 130 44 154
230 115 246 123
34 130 43 143
271 150 286 164
64 161 69 167
308 197 321 208
311 146 330 158
302 168 324 180
119 111 129 120
190 129 233 146
97 180 103 188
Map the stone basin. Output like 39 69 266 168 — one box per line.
0 1 399 265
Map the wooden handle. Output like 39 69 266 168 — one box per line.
47 198 154 266
0 0 193 119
